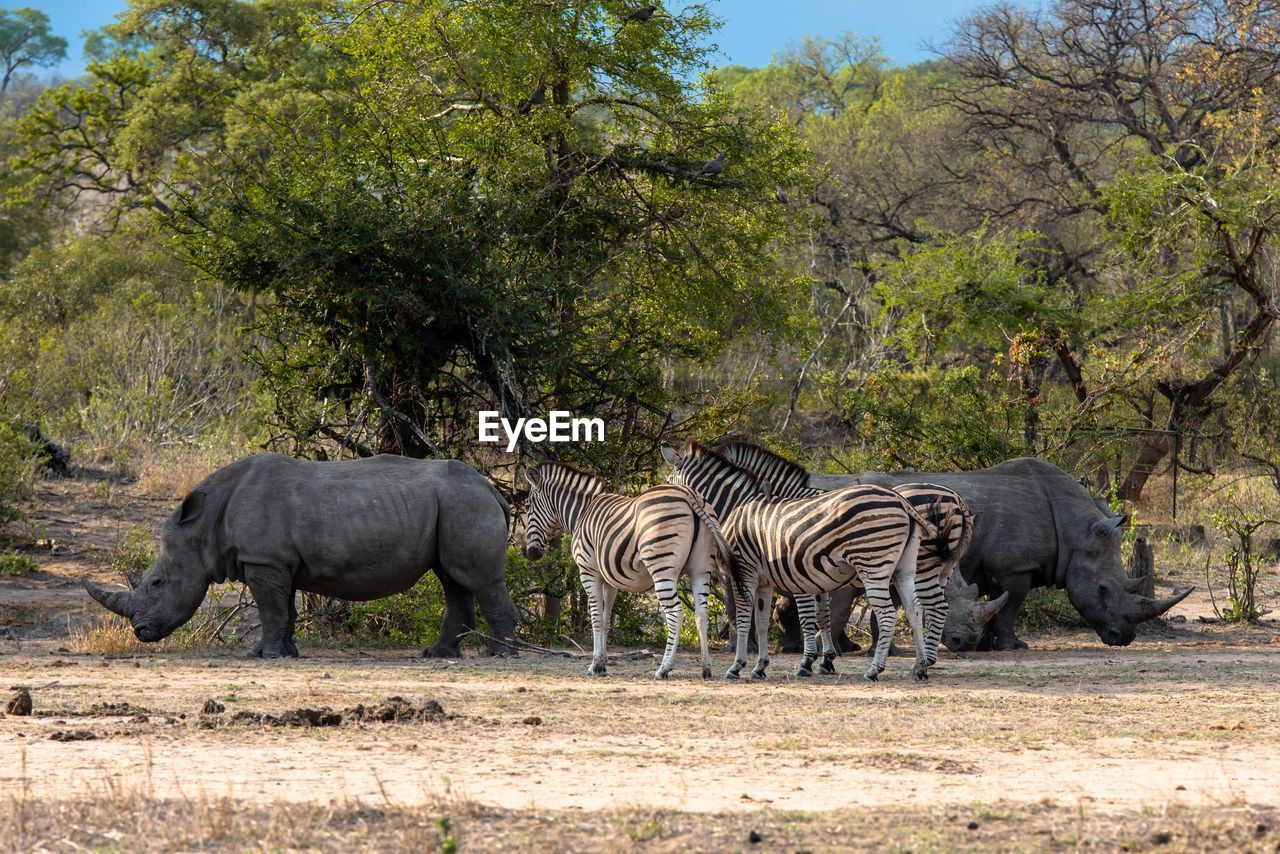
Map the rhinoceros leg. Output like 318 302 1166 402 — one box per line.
474 581 518 657
980 574 1031 652
243 564 294 660
283 593 300 658
425 569 475 659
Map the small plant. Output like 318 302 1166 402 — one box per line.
112 526 155 583
435 818 457 854
0 549 39 577
1208 504 1276 624
0 422 38 524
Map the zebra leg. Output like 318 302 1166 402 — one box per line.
893 545 930 683
751 585 772 680
653 571 685 680
692 571 714 680
918 571 946 666
726 576 755 680
864 583 898 682
794 594 820 678
817 593 838 675
580 569 610 677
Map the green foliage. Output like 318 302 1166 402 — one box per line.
111 525 155 581
0 419 35 523
1209 503 1275 624
345 575 447 647
826 365 1029 471
0 7 67 93
0 230 263 459
0 547 38 576
1017 588 1086 632
165 0 811 468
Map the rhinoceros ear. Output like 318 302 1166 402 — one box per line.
660 445 681 466
1090 513 1125 538
177 490 206 525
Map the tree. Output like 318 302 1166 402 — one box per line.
0 7 65 94
163 0 810 476
945 0 1280 499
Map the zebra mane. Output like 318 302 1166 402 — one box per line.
533 460 608 491
710 436 810 484
681 439 758 476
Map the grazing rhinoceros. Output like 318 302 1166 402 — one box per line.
82 453 518 659
813 458 1192 650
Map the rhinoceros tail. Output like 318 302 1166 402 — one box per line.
485 480 512 535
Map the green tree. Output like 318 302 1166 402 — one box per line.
0 7 65 94
167 0 810 476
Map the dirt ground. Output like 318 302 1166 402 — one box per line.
3 475 1280 851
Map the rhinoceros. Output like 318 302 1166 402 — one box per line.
82 453 518 659
810 458 1193 650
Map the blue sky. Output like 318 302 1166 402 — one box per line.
25 0 1016 80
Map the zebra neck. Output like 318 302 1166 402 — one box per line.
558 488 602 535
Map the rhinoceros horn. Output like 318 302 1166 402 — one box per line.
1129 587 1194 622
82 579 135 618
976 590 1010 623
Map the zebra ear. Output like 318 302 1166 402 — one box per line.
660 445 681 466
524 469 541 490
758 480 773 500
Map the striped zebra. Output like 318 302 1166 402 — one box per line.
713 437 975 670
522 461 730 680
662 441 938 682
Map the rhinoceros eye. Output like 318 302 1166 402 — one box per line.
151 577 165 589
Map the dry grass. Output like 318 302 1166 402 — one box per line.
1 784 1276 852
134 445 227 500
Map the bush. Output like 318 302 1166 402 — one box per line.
111 526 155 583
343 574 446 646
1017 587 1086 631
0 421 37 523
0 549 38 576
1209 504 1275 624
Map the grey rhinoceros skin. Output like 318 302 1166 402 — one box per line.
82 453 517 659
809 458 1192 651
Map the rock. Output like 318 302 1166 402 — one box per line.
49 730 96 741
748 831 762 844
200 699 225 715
967 821 980 830
7 688 32 716
279 707 342 727
1151 830 1173 845
522 716 542 726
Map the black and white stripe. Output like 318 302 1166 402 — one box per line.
714 438 974 668
662 441 937 682
522 462 729 680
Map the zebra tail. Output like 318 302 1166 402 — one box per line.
935 500 975 581
901 498 940 542
680 487 746 597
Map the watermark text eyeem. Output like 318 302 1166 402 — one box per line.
477 411 605 452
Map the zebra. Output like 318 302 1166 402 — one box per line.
522 461 730 680
712 436 975 672
661 441 938 682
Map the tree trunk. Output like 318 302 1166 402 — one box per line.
1127 537 1155 599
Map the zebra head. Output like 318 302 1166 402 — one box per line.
522 462 606 560
711 436 815 498
660 439 770 519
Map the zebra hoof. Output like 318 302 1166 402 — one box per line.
862 668 880 683
751 669 767 681
925 654 938 667
795 665 813 678
818 661 837 676
654 670 670 681
911 664 929 682
724 670 741 681
702 667 713 680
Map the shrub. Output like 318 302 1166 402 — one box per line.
1209 504 1275 624
0 421 37 523
1017 587 1086 631
111 526 155 583
344 574 446 646
0 549 38 576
